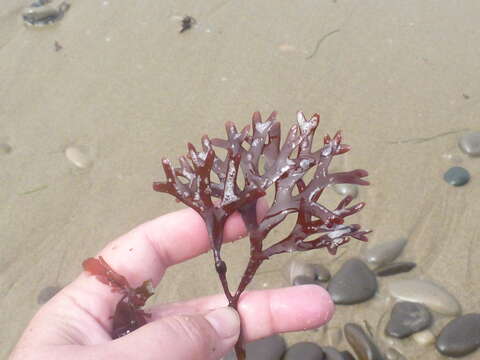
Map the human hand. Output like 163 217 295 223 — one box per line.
10 207 334 360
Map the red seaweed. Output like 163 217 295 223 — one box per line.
82 256 154 338
153 111 370 359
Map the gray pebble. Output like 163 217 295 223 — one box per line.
323 346 345 360
22 1 70 27
37 285 61 304
443 166 470 186
223 334 286 360
385 301 432 338
283 342 324 360
328 258 377 305
339 351 356 360
458 131 480 156
333 183 359 198
292 275 325 287
375 262 416 277
436 313 480 357
344 323 385 360
0 142 12 155
388 279 461 316
288 260 331 284
364 238 408 268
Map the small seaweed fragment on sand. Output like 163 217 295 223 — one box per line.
179 15 196 33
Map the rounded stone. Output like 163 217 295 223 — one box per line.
385 301 432 338
65 146 93 168
364 238 408 268
292 275 325 287
443 166 470 186
323 346 345 360
37 285 62 304
458 131 480 156
412 329 435 346
333 183 359 198
385 348 406 360
223 334 286 360
0 142 12 155
339 351 356 360
283 342 324 360
375 262 416 277
327 258 377 305
288 259 331 284
388 279 461 316
436 313 480 357
344 323 384 360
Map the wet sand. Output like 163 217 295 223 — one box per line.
1 1 480 358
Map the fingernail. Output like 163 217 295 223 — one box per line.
205 307 240 339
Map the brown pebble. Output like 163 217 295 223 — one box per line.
344 323 385 360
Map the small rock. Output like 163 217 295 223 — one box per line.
344 323 385 360
223 334 286 360
283 342 324 360
458 131 480 156
385 301 432 338
375 262 416 277
412 329 435 346
388 279 461 316
328 258 377 305
364 238 408 268
0 142 12 155
288 259 331 284
65 145 93 169
339 351 356 360
37 285 61 304
292 275 325 287
323 346 345 360
443 166 470 186
436 313 480 357
385 348 406 360
333 183 359 198
22 1 70 27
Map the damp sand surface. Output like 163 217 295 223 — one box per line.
1 1 480 359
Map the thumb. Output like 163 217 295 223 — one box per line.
102 307 240 360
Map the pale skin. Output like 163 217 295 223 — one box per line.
10 206 334 360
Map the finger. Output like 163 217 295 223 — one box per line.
61 200 266 332
149 285 334 342
83 307 240 360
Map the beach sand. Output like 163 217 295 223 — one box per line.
1 1 479 358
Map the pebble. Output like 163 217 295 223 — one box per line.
283 342 324 360
436 313 480 357
385 348 406 360
0 142 12 155
340 351 356 360
65 146 93 168
333 183 359 198
412 329 436 346
458 131 480 156
388 279 461 316
292 275 325 287
375 262 416 277
364 238 408 268
443 166 470 186
323 346 346 360
288 259 331 284
328 258 377 305
344 323 385 360
37 285 61 304
22 1 71 27
223 334 286 360
385 301 432 338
